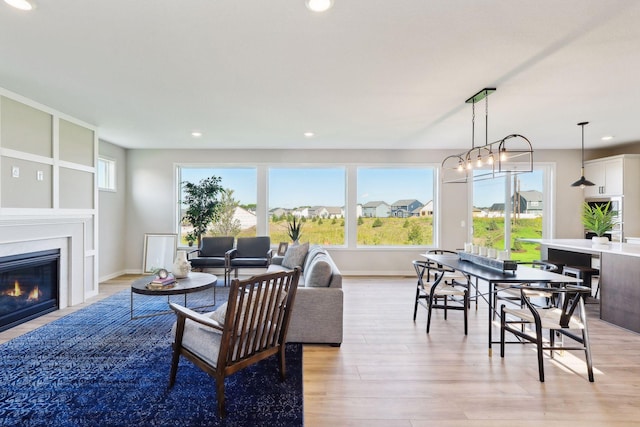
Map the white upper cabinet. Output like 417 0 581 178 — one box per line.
583 156 625 197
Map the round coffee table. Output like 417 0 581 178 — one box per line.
130 272 218 319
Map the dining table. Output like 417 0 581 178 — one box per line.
421 252 583 356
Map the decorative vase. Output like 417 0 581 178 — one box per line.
172 250 191 279
591 236 609 245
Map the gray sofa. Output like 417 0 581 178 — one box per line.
267 244 343 346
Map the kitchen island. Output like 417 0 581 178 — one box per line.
524 239 640 333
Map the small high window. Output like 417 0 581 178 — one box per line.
97 157 116 191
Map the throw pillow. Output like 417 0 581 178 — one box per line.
209 302 228 325
304 254 333 288
282 242 309 269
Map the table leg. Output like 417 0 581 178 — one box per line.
488 279 494 356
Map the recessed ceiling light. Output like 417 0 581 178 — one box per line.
305 0 333 13
4 0 35 11
304 132 315 138
191 131 202 138
601 135 614 141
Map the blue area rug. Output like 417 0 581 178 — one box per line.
0 287 303 427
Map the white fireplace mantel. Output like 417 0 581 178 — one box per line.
0 215 96 308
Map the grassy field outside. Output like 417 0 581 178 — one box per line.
197 215 541 261
472 216 542 262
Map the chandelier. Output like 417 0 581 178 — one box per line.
442 88 533 184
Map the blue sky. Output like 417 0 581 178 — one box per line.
180 167 541 209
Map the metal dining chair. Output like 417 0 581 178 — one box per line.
500 282 594 382
413 259 469 335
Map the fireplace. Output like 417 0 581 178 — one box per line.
0 249 60 332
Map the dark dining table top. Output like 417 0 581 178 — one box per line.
422 253 583 284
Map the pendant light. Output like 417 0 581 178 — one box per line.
441 87 533 184
571 121 595 188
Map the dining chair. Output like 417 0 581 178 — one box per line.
492 261 558 319
500 282 594 382
412 259 469 335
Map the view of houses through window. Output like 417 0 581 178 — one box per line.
268 167 346 245
357 167 435 246
178 165 437 247
472 169 545 262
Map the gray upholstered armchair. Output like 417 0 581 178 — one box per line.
188 237 235 284
226 236 273 280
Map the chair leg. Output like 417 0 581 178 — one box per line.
413 284 420 321
443 295 448 320
463 290 468 335
426 296 433 334
168 345 180 387
500 306 506 357
278 345 287 380
580 298 595 382
216 374 226 418
534 322 545 382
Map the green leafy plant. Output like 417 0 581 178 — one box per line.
182 176 224 246
581 201 617 237
287 216 303 242
185 232 197 246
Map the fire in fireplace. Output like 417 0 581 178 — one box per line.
0 249 60 332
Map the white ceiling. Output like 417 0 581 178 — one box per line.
1 0 639 151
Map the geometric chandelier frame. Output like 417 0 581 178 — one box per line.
442 88 534 184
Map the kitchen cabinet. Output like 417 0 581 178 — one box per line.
583 157 623 197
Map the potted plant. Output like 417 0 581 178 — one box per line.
287 216 303 244
581 201 617 244
185 232 197 247
181 176 225 247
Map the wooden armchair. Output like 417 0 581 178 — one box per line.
168 268 301 417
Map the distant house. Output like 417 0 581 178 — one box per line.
417 200 433 216
293 207 310 218
309 206 329 218
325 207 344 218
362 201 391 218
233 206 257 229
514 190 543 215
489 203 505 213
391 199 423 218
269 208 288 219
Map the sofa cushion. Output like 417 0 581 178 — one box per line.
304 246 327 273
305 254 333 288
282 242 309 269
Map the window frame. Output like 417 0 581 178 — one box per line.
355 165 438 248
97 156 116 192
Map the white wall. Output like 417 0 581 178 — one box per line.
98 140 127 281
113 148 586 277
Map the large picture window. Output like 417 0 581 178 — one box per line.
472 168 546 262
357 167 435 246
268 167 345 246
178 167 257 245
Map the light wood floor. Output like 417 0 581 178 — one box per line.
3 275 640 426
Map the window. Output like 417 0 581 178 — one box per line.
178 167 257 245
357 167 435 246
472 168 547 262
97 157 116 191
268 167 345 246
